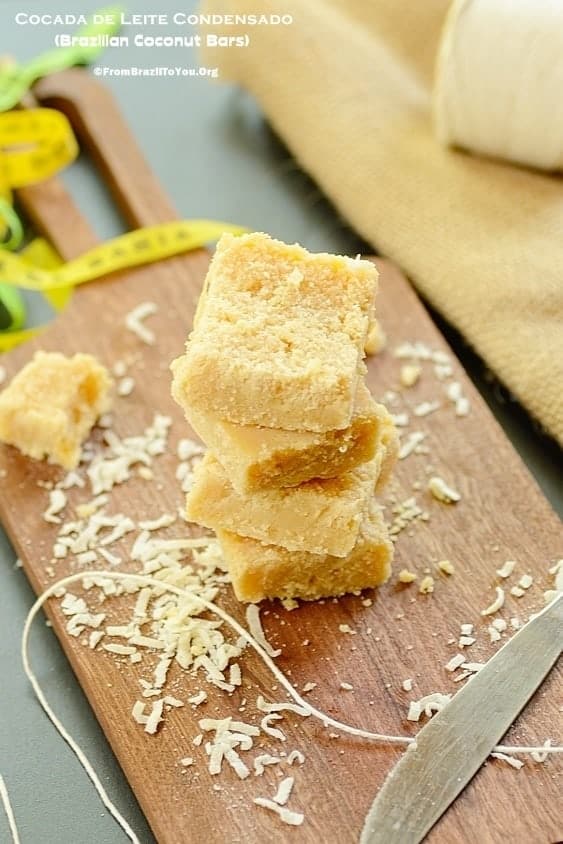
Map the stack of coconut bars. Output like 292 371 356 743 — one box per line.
171 232 398 603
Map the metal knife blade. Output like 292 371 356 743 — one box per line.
360 593 562 844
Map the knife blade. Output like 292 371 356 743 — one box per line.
360 592 562 844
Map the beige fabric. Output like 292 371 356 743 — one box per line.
202 0 563 445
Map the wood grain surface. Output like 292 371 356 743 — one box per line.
0 71 561 844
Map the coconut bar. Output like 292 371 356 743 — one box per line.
170 232 377 432
186 449 385 557
218 502 393 603
0 351 112 470
185 384 389 494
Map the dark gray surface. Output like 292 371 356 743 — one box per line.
0 2 561 843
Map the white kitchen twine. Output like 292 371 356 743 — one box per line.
434 0 563 171
0 775 21 844
22 572 563 843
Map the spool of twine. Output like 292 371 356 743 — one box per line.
434 0 563 172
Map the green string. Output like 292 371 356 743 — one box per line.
0 199 24 251
0 5 124 112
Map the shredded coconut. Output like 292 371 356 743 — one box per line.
145 700 164 735
117 377 135 397
427 476 461 504
437 560 455 576
414 401 440 417
21 569 563 844
253 798 304 826
399 364 421 388
399 432 426 460
261 713 286 742
273 776 294 806
125 301 158 345
398 569 417 584
253 754 281 776
407 692 452 722
419 576 434 594
481 587 505 616
445 653 466 672
43 489 67 524
496 560 516 579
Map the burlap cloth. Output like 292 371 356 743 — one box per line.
202 0 563 445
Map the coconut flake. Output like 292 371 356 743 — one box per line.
428 476 461 504
253 754 281 776
253 798 304 826
43 489 67 524
273 776 294 806
496 560 516 579
481 587 505 616
407 692 452 722
125 301 158 345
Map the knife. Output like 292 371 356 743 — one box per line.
360 592 562 843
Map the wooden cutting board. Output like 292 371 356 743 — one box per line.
0 70 561 844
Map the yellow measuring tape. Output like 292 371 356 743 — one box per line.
0 220 245 291
0 108 79 191
0 221 246 351
0 110 245 353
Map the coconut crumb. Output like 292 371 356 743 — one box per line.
518 574 533 590
428 476 461 504
437 560 455 576
338 624 356 635
402 678 413 692
419 576 434 594
117 376 135 397
398 569 417 584
510 586 525 598
459 636 476 648
340 682 354 691
400 364 421 388
496 560 516 579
